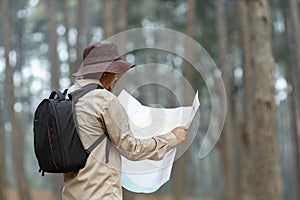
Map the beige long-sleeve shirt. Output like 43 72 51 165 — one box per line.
62 79 178 200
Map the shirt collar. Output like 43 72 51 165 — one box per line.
67 79 103 96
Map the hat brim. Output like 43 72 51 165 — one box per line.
73 60 135 77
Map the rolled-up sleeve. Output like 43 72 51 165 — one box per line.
101 95 178 161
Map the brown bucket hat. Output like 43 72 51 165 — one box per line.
73 41 135 77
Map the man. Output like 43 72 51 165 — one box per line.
62 41 188 200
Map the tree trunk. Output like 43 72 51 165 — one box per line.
214 0 236 199
117 0 128 52
172 1 196 199
118 2 135 199
118 0 128 33
237 0 257 199
62 0 73 81
172 155 187 200
288 0 300 100
247 0 282 199
14 4 32 199
286 10 300 199
0 96 5 200
288 64 300 200
102 0 115 38
48 0 60 90
74 0 87 77
184 0 196 88
1 0 32 200
289 0 300 175
47 0 63 198
12 117 32 200
123 188 136 200
288 2 300 192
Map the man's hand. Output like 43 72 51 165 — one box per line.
171 126 188 144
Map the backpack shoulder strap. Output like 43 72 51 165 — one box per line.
71 83 110 163
71 83 103 104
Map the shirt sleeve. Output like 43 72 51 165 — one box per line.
101 96 178 161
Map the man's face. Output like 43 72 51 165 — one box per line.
109 73 118 91
100 72 118 91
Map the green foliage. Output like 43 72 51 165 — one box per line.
26 1 48 33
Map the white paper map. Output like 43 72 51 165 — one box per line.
118 90 200 193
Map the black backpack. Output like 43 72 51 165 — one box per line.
33 83 110 175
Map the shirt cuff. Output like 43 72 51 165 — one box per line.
162 132 178 149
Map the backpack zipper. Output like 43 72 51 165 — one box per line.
47 122 60 170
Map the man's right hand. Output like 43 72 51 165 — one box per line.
171 126 188 144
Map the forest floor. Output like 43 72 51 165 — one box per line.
5 188 216 200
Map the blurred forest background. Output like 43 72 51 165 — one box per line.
0 0 300 200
